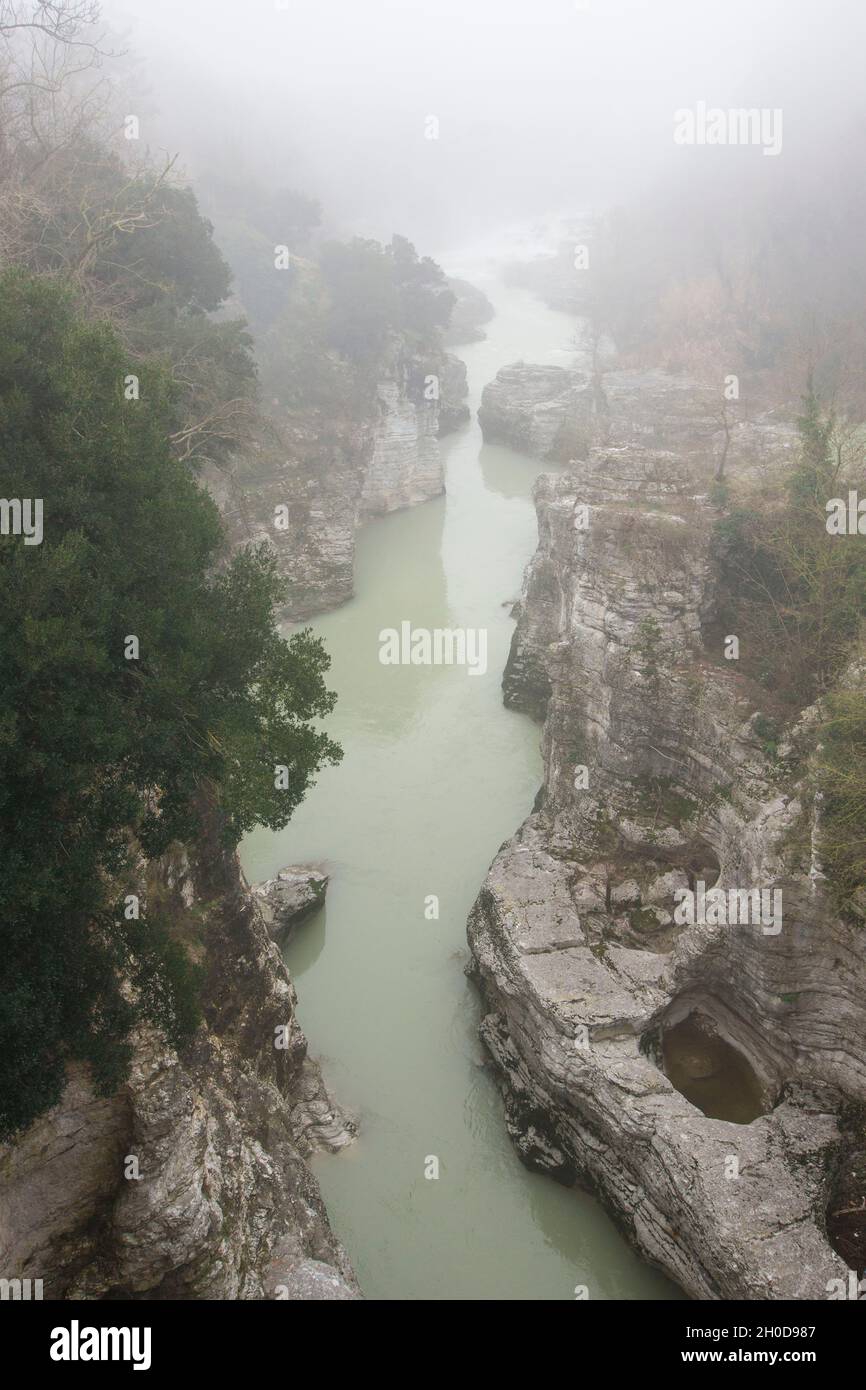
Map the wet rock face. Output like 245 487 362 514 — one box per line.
208 339 468 622
0 814 358 1301
468 368 866 1299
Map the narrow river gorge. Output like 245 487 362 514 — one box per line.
241 251 680 1300
5 0 865 1330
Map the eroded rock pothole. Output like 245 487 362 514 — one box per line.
660 1011 768 1124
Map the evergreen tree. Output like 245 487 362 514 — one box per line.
0 270 341 1139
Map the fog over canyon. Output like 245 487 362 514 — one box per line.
2 0 866 1345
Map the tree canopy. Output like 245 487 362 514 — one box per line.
319 234 455 363
0 270 341 1139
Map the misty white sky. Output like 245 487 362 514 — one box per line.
101 0 866 248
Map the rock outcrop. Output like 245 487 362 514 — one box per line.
209 338 468 621
437 353 471 435
254 866 328 944
467 372 863 1299
0 808 358 1300
478 363 722 463
359 363 445 518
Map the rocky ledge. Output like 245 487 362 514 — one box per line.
478 363 725 464
467 380 865 1299
254 866 328 945
0 808 358 1300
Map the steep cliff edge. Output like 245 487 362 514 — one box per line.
0 806 358 1300
467 366 864 1299
210 340 468 621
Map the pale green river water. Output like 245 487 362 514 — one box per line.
241 254 681 1301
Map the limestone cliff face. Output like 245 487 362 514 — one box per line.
0 809 358 1300
210 340 468 621
478 363 721 463
468 366 863 1299
360 351 460 516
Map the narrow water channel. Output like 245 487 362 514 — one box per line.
241 252 680 1301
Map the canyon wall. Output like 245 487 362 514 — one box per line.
0 805 358 1300
210 339 468 621
468 363 863 1299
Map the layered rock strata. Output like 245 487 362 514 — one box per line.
478 363 723 463
467 375 863 1299
0 810 358 1300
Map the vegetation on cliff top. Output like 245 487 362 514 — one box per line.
0 3 358 1140
0 0 463 1141
714 390 866 920
0 269 342 1139
202 166 457 413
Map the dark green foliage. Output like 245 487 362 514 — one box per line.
788 386 836 506
203 183 455 414
633 614 666 689
319 237 399 362
103 183 233 313
125 305 257 467
714 392 866 916
200 175 321 332
0 271 341 1139
258 263 360 413
320 234 454 363
814 692 866 922
714 394 866 704
8 143 257 466
21 148 233 314
752 713 781 760
227 226 456 416
387 233 456 341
